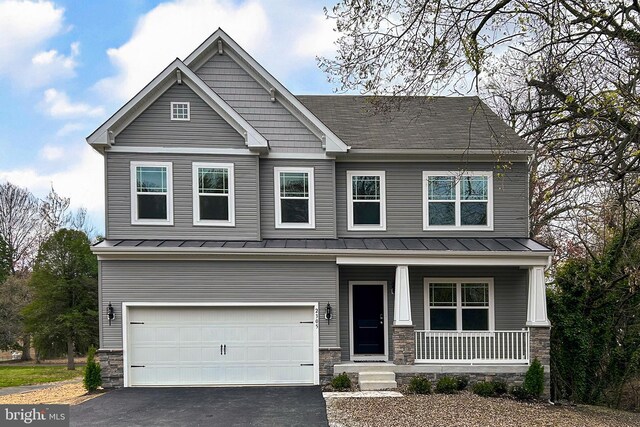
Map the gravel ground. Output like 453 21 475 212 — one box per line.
326 392 640 427
0 380 104 405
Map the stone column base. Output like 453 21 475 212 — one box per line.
319 347 342 385
529 326 551 399
392 325 415 365
97 349 124 389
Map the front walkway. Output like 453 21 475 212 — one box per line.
70 386 328 427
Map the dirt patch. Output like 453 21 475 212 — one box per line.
326 392 640 427
0 381 105 405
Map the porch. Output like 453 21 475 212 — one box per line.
336 261 551 368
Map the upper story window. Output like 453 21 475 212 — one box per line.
130 162 173 225
347 171 386 231
423 171 493 231
425 279 495 331
171 102 190 121
192 163 235 226
274 167 315 229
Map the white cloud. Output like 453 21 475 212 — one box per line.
42 88 105 119
56 122 86 137
294 14 339 59
0 144 104 216
0 1 77 86
39 144 65 161
95 0 270 101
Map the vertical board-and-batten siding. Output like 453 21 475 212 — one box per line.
338 266 528 361
115 83 244 148
260 159 336 239
335 162 529 238
106 152 259 240
194 54 323 153
100 260 338 349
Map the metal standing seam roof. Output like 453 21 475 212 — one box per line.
296 95 530 152
94 238 552 253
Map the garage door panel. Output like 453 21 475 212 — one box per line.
128 306 316 386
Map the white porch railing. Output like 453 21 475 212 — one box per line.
415 329 530 364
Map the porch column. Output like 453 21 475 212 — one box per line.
393 265 412 326
392 265 415 365
526 266 550 327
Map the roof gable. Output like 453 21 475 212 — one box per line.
184 29 349 154
87 59 268 151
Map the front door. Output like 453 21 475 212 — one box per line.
351 283 386 358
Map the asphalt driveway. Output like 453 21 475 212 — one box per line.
70 386 328 427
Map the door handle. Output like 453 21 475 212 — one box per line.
220 344 223 355
224 345 227 355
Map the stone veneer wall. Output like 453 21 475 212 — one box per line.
396 372 526 388
392 325 415 365
97 349 124 388
319 348 342 385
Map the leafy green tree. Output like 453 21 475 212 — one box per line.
24 229 98 370
549 218 640 406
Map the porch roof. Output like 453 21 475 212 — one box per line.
94 237 551 253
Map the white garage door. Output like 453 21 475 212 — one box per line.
126 305 317 386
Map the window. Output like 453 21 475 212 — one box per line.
130 162 173 225
274 167 315 228
170 102 190 121
192 163 234 226
424 279 494 331
423 171 493 230
347 171 386 231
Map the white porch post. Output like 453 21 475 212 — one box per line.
393 265 412 325
527 266 550 326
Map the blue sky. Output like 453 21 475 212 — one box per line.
0 0 339 234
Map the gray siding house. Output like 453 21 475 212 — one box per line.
88 29 552 392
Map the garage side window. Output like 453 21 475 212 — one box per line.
130 162 173 225
274 167 315 229
192 163 235 226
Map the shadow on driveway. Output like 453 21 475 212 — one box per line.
71 386 328 427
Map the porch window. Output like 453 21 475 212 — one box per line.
130 162 173 225
425 279 494 331
347 171 386 231
423 171 493 230
192 163 234 226
274 167 315 228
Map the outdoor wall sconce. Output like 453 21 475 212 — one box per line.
325 302 333 324
107 302 115 326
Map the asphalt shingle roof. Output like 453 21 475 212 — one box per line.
297 95 530 152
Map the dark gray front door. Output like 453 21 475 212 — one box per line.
352 284 385 355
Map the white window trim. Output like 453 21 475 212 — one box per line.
274 167 315 229
347 170 387 231
423 278 495 332
192 162 235 227
130 161 174 226
422 171 493 231
170 101 190 121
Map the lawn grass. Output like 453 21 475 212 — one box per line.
0 366 83 388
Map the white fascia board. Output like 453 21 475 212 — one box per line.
86 59 268 151
184 29 349 154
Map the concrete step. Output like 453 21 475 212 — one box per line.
358 371 396 382
333 363 396 374
359 380 398 391
358 371 397 390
